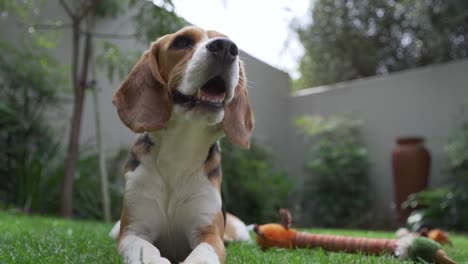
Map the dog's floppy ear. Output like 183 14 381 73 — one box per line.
112 42 171 133
223 61 254 149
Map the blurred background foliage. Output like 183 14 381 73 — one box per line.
131 0 185 43
0 36 65 213
93 0 185 81
0 33 128 218
0 0 184 219
1 0 467 232
221 139 293 224
67 148 127 220
295 115 372 228
293 0 468 89
404 106 468 231
0 0 290 223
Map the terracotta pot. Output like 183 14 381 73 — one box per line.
392 137 430 225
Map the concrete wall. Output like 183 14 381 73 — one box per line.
240 51 292 170
287 59 468 220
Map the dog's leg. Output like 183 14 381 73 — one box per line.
183 242 223 264
119 234 170 264
183 212 225 264
109 220 121 239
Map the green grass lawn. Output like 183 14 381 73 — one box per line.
0 212 466 263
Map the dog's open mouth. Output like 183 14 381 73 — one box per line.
173 76 226 108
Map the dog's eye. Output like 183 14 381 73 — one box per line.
171 35 194 49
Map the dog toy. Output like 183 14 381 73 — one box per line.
397 227 452 246
253 209 455 264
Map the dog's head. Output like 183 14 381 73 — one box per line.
113 26 253 148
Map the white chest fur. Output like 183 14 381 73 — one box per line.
123 116 223 262
125 165 221 261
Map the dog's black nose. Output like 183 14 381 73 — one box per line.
206 38 238 64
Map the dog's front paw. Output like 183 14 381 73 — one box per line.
182 258 218 264
143 257 171 264
182 242 220 264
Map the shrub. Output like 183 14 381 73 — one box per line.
220 139 293 224
404 188 468 231
404 114 468 231
0 38 64 212
444 117 468 189
295 115 371 227
0 32 129 220
72 148 127 220
25 147 127 220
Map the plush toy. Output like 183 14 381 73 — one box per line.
396 227 452 246
253 209 455 264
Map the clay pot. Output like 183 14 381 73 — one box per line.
392 137 430 225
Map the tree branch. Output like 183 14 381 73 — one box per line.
78 1 96 21
16 22 73 30
80 32 92 88
59 0 76 19
78 0 106 21
80 31 137 39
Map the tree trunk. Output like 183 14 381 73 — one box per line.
60 85 85 217
60 23 92 218
93 86 111 222
90 39 111 222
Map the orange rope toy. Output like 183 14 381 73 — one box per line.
253 209 455 264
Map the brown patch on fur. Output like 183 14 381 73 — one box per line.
204 143 222 191
112 43 172 133
197 212 226 263
125 151 140 172
114 26 230 133
167 57 190 91
118 199 129 243
157 26 210 88
132 133 154 154
223 62 254 149
207 30 227 39
124 133 154 172
114 25 253 143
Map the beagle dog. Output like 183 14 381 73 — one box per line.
112 26 253 264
